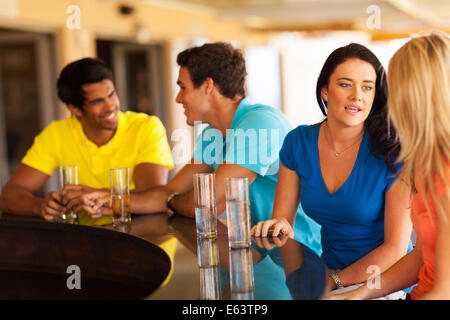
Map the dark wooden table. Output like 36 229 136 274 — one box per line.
0 213 171 299
0 212 327 300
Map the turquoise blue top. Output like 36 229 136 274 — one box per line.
280 123 412 270
193 97 322 255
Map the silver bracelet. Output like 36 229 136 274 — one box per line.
329 270 344 289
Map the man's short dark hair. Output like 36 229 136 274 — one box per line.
57 57 114 109
176 42 247 99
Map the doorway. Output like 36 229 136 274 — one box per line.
0 29 58 192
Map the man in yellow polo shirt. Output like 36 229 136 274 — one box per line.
1 57 174 225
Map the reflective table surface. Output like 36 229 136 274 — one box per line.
0 212 327 300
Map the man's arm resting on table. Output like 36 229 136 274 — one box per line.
0 164 64 219
170 162 257 218
130 160 211 214
133 162 169 191
127 162 170 214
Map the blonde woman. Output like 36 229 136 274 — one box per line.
330 32 450 300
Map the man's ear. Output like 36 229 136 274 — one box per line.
67 104 83 117
204 77 214 95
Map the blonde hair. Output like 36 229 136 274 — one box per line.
387 31 450 224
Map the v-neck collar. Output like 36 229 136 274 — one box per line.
315 123 368 196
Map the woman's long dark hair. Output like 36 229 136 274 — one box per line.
315 43 400 173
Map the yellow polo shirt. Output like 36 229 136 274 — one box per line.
22 111 174 226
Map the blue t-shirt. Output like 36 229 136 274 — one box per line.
280 123 409 270
193 97 322 255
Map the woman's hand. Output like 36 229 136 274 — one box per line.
251 217 294 238
253 233 289 250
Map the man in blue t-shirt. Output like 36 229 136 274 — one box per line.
67 42 321 255
167 42 321 254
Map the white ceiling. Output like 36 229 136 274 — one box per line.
146 0 450 33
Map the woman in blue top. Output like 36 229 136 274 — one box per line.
252 43 413 292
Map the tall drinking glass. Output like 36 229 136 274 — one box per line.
193 173 217 239
225 177 251 248
59 165 78 224
110 168 131 228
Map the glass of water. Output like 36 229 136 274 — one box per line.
225 177 251 248
110 168 131 229
193 173 217 239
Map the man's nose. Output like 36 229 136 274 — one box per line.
175 91 182 104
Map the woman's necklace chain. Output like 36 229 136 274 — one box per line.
324 121 363 157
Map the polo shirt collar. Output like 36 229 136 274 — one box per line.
71 111 125 152
229 97 251 130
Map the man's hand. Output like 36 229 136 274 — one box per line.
62 185 112 219
36 191 65 221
